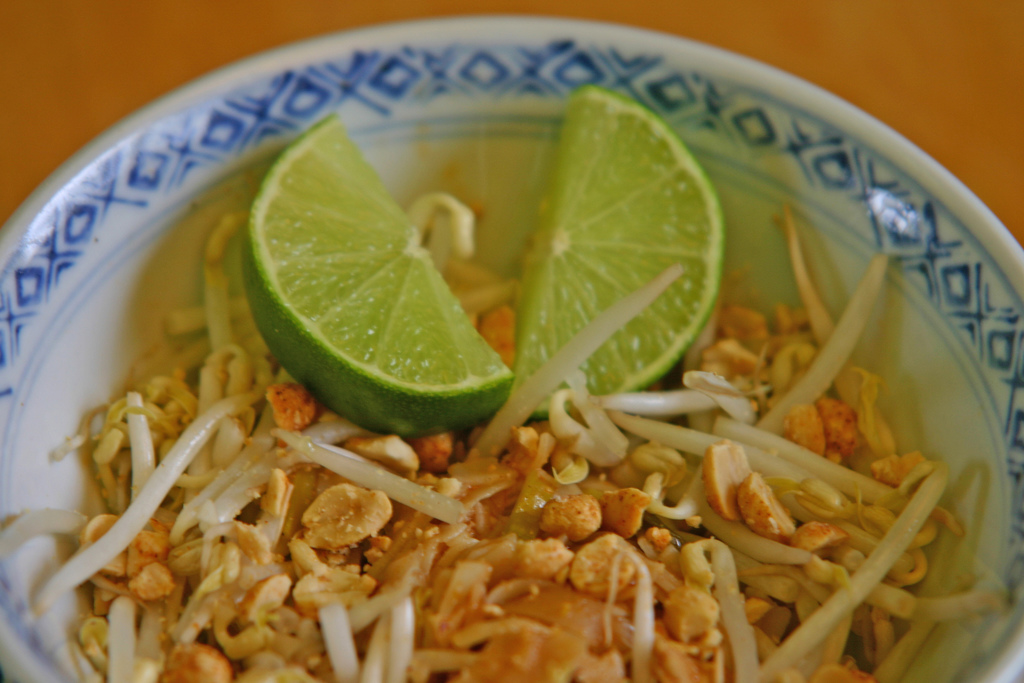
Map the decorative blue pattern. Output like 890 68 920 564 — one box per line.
0 35 1021 681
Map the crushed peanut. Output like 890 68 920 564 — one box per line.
817 397 859 462
239 573 292 622
784 404 826 456
515 538 574 580
652 636 715 683
235 521 276 565
127 528 170 579
790 521 850 554
301 483 392 550
600 487 652 538
161 643 233 683
700 338 760 379
128 562 175 602
663 584 720 642
744 596 774 624
702 440 752 521
569 534 637 597
503 426 546 476
719 304 769 342
407 432 455 473
266 383 319 432
644 526 673 553
292 566 376 618
737 472 796 543
540 494 602 542
871 451 927 487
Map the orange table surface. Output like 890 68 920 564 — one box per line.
1 1 1021 242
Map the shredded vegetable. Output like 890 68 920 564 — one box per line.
3 202 987 683
760 464 949 680
34 392 260 614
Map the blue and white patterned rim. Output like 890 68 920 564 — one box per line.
1 16 1022 683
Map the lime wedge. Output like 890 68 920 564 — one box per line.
514 86 724 398
243 116 513 436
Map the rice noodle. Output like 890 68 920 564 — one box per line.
0 508 86 559
450 617 541 649
107 596 136 683
275 432 463 524
757 255 888 433
126 392 156 497
485 579 552 605
473 263 684 456
320 603 359 683
34 392 259 614
410 650 480 675
759 463 948 681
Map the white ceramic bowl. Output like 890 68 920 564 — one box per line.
1 16 1021 683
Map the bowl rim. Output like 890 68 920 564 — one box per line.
1 14 1022 683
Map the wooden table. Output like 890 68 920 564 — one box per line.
1 1 1021 240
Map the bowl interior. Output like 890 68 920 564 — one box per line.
0 17 1021 683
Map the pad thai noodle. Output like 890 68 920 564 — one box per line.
0 195 1006 683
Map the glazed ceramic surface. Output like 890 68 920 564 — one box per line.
0 16 1021 683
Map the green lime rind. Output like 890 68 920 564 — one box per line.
514 85 724 401
244 116 513 436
